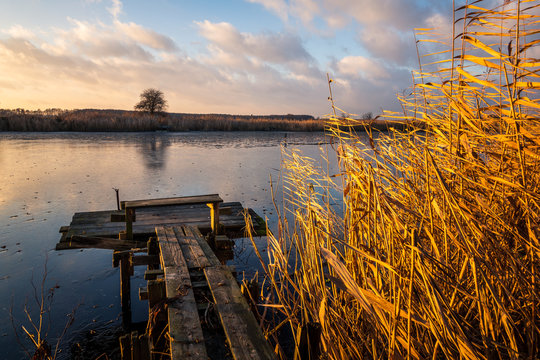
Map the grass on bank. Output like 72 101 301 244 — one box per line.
0 109 325 132
256 0 540 359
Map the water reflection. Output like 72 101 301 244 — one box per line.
139 135 170 169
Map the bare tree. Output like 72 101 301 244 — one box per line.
361 112 373 120
134 88 168 114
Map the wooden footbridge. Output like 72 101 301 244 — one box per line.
56 194 275 360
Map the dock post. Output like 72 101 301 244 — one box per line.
125 207 135 240
147 237 159 271
119 252 133 327
207 202 220 234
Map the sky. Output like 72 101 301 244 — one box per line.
0 0 498 116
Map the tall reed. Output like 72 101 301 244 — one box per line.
0 109 325 132
259 1 540 358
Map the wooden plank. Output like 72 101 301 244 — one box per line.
69 236 136 250
144 269 164 280
119 334 131 360
184 225 221 267
156 227 179 268
204 265 275 360
125 194 223 209
157 226 207 359
174 226 210 269
64 235 141 250
132 255 160 267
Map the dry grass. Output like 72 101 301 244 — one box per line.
257 1 540 359
0 109 324 132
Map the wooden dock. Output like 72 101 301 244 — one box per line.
56 194 274 360
57 199 265 250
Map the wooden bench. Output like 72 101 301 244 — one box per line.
115 194 223 240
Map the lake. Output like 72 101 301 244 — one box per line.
0 131 338 359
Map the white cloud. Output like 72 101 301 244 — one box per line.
359 26 417 66
196 20 312 64
108 0 122 19
247 0 289 21
115 21 178 51
2 25 36 39
337 55 390 82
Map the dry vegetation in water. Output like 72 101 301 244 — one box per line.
254 1 540 359
0 109 324 132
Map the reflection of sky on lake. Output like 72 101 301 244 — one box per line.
0 131 343 359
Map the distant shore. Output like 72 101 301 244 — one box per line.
0 108 412 132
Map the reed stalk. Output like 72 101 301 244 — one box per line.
257 1 540 358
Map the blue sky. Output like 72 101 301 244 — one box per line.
0 0 474 116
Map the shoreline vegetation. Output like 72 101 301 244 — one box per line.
0 108 414 132
254 0 540 359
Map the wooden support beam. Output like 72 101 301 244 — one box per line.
68 235 141 251
139 287 148 301
132 255 160 267
144 269 164 280
131 331 141 360
125 207 136 240
147 236 159 271
119 334 131 360
215 234 234 250
113 248 147 267
147 279 165 309
119 252 132 327
138 333 150 360
111 214 126 222
207 202 220 234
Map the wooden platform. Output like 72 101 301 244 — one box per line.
153 225 275 360
56 194 274 359
57 201 265 250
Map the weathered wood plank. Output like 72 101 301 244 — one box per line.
157 226 207 359
132 254 160 267
144 269 164 280
62 235 142 250
174 226 210 269
124 194 222 209
188 226 221 267
204 265 275 360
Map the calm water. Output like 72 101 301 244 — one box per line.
0 131 337 359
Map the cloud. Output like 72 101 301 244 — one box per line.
108 0 122 19
358 26 417 66
45 18 155 61
115 21 178 51
336 55 390 82
196 20 312 64
2 25 36 39
0 0 411 116
249 0 447 65
247 0 289 21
